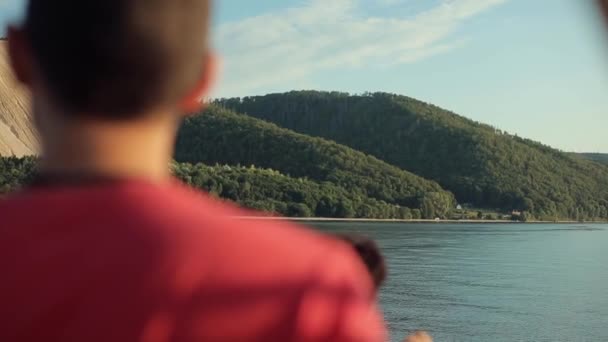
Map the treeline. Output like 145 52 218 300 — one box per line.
0 156 449 219
0 156 36 193
175 105 454 211
173 163 428 219
216 91 608 221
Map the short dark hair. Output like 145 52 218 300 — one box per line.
24 0 211 118
337 234 387 290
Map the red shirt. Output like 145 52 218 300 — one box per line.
0 180 386 342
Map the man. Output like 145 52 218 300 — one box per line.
0 0 386 341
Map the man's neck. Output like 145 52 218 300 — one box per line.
39 113 178 183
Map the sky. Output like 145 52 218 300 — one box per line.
1 0 608 152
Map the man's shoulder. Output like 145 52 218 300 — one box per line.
0 181 360 278
0 182 384 340
120 182 369 287
135 184 384 341
159 182 345 264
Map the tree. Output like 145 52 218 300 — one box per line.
421 198 436 219
575 207 583 222
399 207 412 220
336 200 355 218
411 209 422 220
287 203 313 217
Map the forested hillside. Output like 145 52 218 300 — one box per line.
175 106 454 213
0 156 430 219
3 84 608 220
173 163 424 218
217 91 608 220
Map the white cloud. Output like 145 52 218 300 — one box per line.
379 0 399 4
212 0 507 97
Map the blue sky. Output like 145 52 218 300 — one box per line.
2 0 608 152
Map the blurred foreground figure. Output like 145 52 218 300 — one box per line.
0 0 385 341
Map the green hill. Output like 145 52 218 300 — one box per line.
175 106 454 217
216 91 608 220
574 153 608 166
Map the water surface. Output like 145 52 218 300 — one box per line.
310 223 608 342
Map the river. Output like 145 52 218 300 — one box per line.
309 222 608 342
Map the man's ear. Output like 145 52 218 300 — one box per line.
180 52 218 115
600 0 608 25
6 26 34 87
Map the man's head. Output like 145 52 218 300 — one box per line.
8 0 214 119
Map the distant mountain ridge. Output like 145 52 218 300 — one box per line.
574 153 608 165
216 91 608 220
175 106 454 217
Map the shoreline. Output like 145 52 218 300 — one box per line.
232 217 602 224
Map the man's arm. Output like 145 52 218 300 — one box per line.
293 246 387 341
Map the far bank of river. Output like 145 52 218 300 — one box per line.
232 216 600 224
